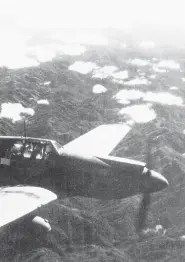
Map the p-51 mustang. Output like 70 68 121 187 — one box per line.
0 124 168 234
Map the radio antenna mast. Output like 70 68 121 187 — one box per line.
23 119 27 139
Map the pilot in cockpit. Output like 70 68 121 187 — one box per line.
0 140 14 158
30 144 38 159
45 144 52 159
31 144 44 160
10 142 23 157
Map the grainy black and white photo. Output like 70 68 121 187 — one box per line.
0 0 185 261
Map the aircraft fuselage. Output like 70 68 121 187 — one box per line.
43 150 168 200
0 136 168 200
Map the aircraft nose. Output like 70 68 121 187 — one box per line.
141 168 169 193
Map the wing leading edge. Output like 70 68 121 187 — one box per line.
63 124 131 156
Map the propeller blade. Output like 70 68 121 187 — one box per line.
136 193 151 233
146 138 152 169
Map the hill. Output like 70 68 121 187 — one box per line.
1 30 185 261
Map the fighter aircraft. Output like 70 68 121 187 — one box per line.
0 124 168 233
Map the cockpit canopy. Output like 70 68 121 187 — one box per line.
0 136 62 160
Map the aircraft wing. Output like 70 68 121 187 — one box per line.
0 186 57 229
63 124 131 156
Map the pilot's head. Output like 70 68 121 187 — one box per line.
46 144 52 152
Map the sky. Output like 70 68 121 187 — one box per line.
0 0 185 30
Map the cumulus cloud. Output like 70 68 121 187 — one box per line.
113 89 143 104
170 86 178 90
37 99 50 105
112 70 129 80
92 66 118 79
92 84 107 94
129 58 150 66
69 61 98 74
114 89 183 106
153 66 167 73
143 92 183 106
0 103 34 122
119 104 156 123
124 78 151 86
155 60 180 70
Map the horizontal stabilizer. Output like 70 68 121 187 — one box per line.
63 124 131 156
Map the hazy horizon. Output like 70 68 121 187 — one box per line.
1 0 185 47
